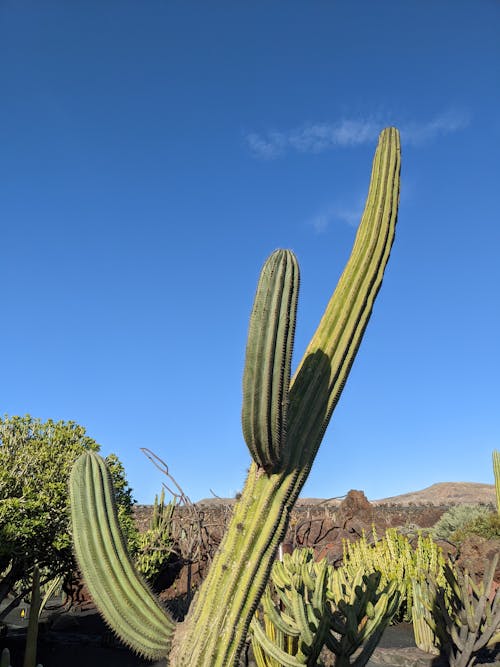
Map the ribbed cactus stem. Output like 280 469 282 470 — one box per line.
242 249 299 473
493 450 500 514
70 451 175 659
170 127 401 666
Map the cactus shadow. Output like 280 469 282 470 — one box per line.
288 349 331 465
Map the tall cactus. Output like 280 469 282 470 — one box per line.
493 449 500 515
69 127 401 667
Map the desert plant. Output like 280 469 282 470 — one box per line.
421 554 500 667
250 548 400 667
326 569 400 667
432 505 494 542
450 512 500 544
250 548 331 666
135 489 177 584
340 528 446 624
69 127 401 666
493 450 500 515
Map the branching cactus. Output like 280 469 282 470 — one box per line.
423 554 500 667
250 548 332 666
326 568 400 667
250 548 400 667
69 127 401 666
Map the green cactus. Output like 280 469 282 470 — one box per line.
411 579 441 655
341 528 446 626
69 127 401 667
326 568 400 667
250 548 400 667
422 554 500 667
242 249 299 473
250 548 332 666
70 451 175 658
135 488 176 584
493 450 500 515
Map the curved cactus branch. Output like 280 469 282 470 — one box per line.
69 451 175 659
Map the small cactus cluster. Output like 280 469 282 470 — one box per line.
250 547 400 666
69 128 401 666
341 528 446 625
135 488 176 583
414 553 500 666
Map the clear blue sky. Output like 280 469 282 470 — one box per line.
2 1 499 504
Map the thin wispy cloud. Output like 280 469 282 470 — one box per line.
246 110 470 159
401 109 471 146
309 199 365 234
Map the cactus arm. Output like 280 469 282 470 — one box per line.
171 127 400 666
493 450 500 514
288 126 400 476
251 621 304 667
242 249 299 473
69 451 175 659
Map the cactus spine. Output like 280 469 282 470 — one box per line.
69 127 401 667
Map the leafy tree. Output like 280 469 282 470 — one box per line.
0 415 136 619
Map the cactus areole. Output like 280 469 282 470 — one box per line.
69 127 401 666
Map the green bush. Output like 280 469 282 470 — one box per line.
431 504 493 541
451 512 500 543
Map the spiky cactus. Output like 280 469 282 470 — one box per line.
69 127 401 666
326 568 400 666
250 548 400 667
422 554 500 667
493 450 500 515
250 548 332 666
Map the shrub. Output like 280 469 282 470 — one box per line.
451 512 500 543
431 504 493 541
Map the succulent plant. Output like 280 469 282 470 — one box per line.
420 554 500 667
493 450 500 515
250 548 400 667
69 127 401 667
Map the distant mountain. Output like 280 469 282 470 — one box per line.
196 482 496 507
372 482 496 506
